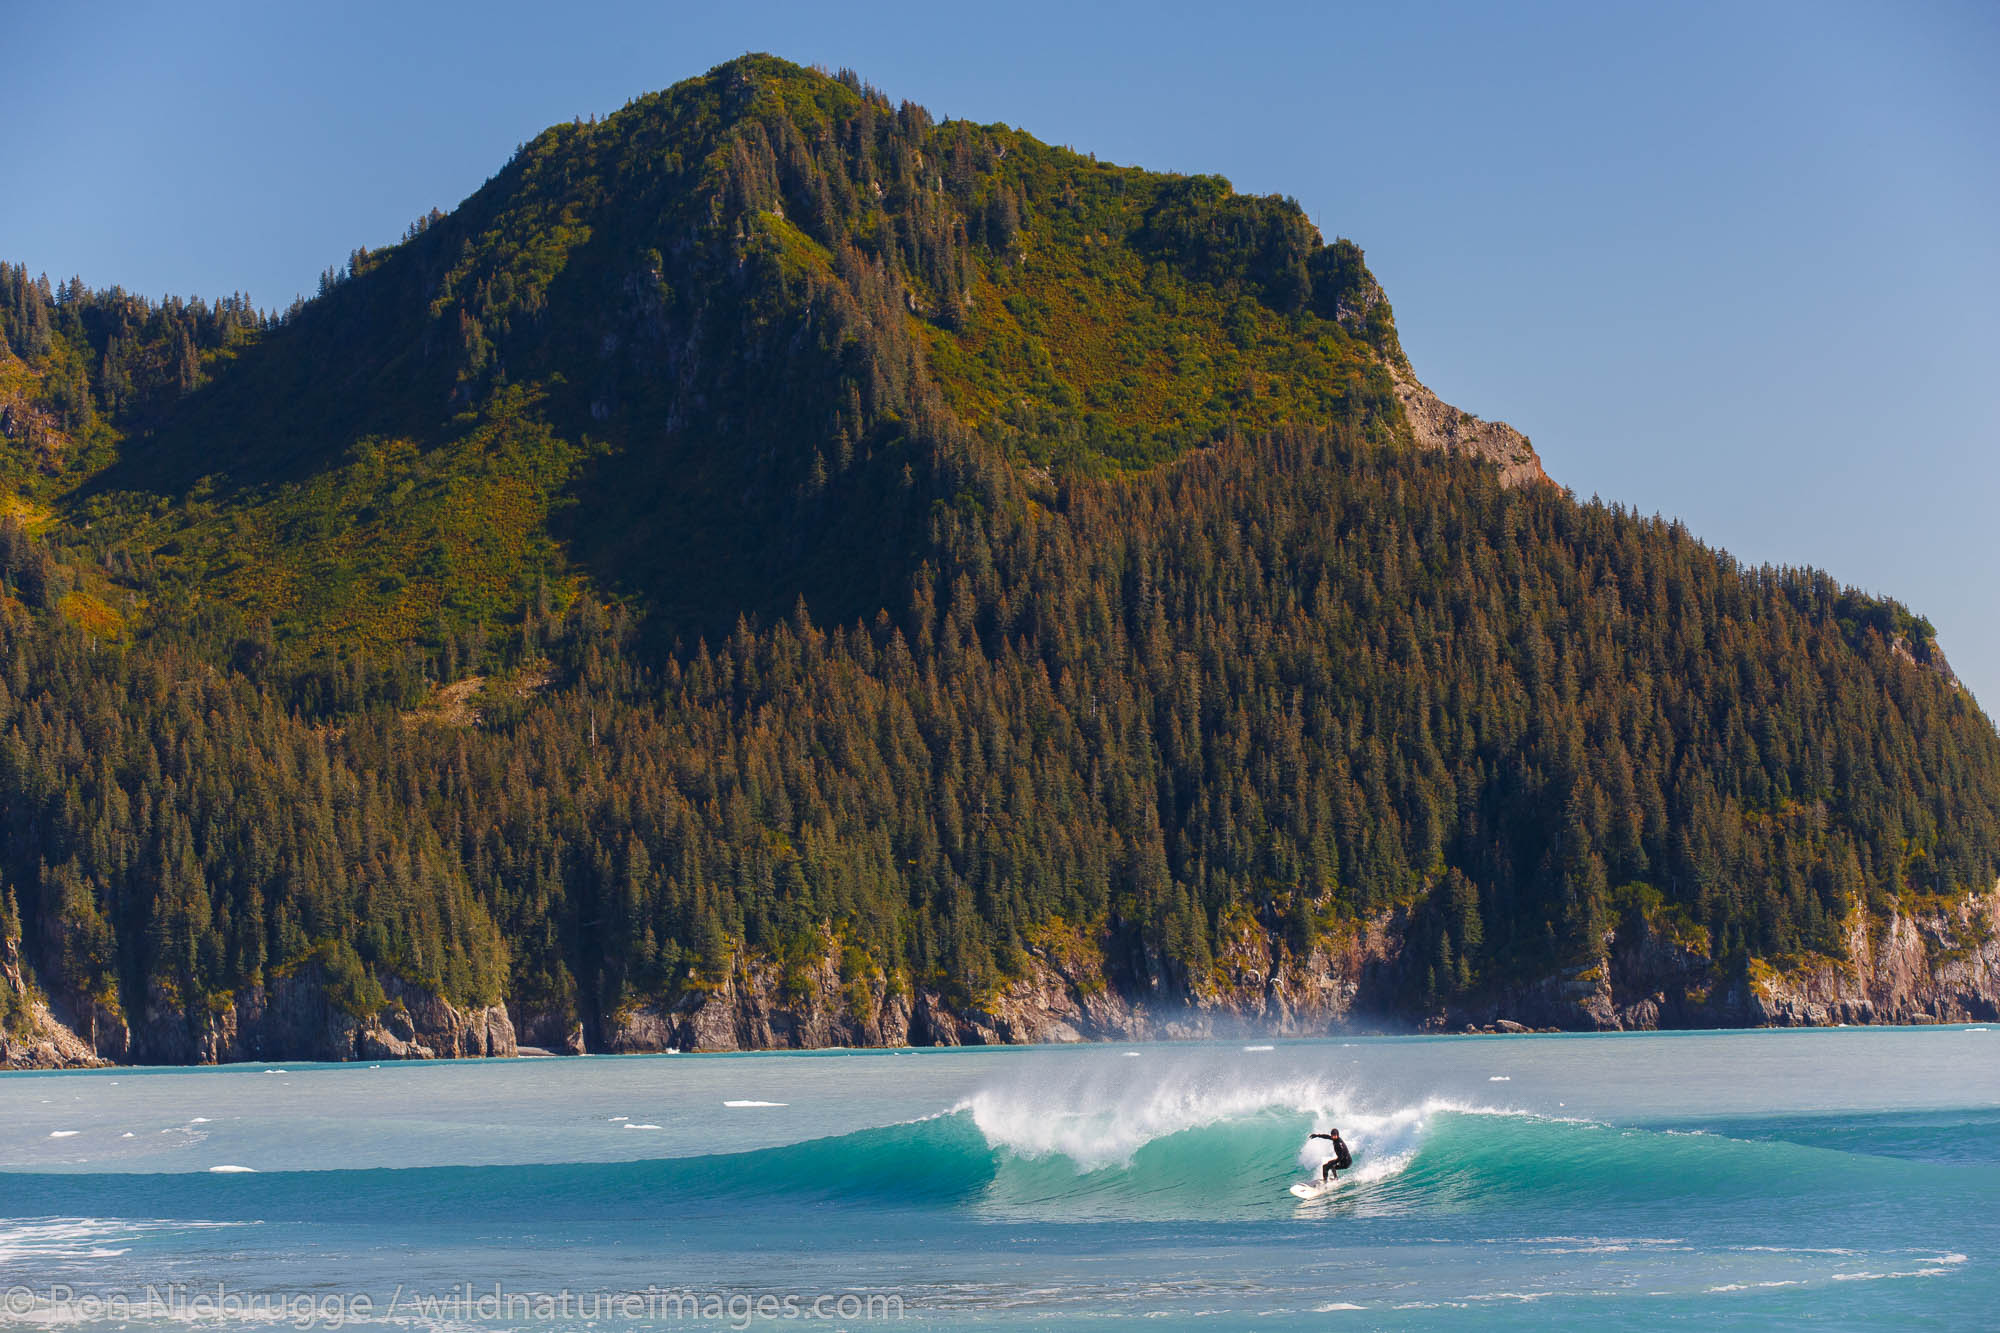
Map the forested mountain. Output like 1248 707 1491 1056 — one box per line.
2 57 1997 1064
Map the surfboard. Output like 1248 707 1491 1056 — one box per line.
1289 1178 1340 1200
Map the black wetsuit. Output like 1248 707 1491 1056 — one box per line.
1311 1132 1352 1181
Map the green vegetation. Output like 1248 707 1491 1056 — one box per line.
0 56 1994 1053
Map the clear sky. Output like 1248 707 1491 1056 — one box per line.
8 1 1996 707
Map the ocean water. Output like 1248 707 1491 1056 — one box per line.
2 1028 1996 1330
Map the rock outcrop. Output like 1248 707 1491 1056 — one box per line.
1392 366 1550 489
10 886 1998 1067
599 883 2000 1053
1451 883 2000 1031
6 961 516 1068
617 913 1411 1052
0 932 104 1069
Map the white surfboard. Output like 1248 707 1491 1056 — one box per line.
1289 1178 1341 1200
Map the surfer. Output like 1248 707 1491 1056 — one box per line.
1309 1128 1352 1182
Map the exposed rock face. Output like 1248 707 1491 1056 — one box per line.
1392 366 1550 489
507 1004 588 1055
604 884 2000 1052
6 962 515 1068
1452 884 2000 1031
603 950 917 1052
628 914 1412 1051
1891 633 1962 692
0 932 104 1069
10 887 1998 1067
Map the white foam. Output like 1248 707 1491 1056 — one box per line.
207 1165 256 1173
961 1064 1518 1180
1497 1235 1686 1249
723 1100 786 1108
188 1117 212 1124
0 1218 244 1263
1314 1303 1366 1311
48 1130 79 1138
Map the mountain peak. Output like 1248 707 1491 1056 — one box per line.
1 58 1996 1075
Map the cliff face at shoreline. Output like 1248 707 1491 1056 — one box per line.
9 883 1996 1066
561 880 2000 1053
631 884 2000 1050
2 962 515 1069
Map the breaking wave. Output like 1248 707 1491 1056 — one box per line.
4 1071 1974 1227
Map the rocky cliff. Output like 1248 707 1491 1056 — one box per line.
5 962 515 1068
1526 883 2000 1030
10 889 1996 1067
0 927 103 1069
1392 366 1550 489
596 881 2000 1051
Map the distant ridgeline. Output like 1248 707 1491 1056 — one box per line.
1 56 1996 1064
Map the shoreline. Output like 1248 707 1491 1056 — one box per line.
7 1016 1992 1074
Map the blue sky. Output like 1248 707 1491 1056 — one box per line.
8 1 1996 706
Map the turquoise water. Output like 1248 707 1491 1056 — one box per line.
2 1029 1996 1329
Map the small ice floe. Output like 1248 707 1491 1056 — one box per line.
609 1115 629 1122
622 1123 664 1130
48 1130 79 1139
207 1165 256 1174
1243 1045 1275 1052
263 1069 288 1074
1122 1051 1142 1058
121 1132 135 1139
188 1117 212 1124
722 1100 786 1108
1489 1075 1511 1082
